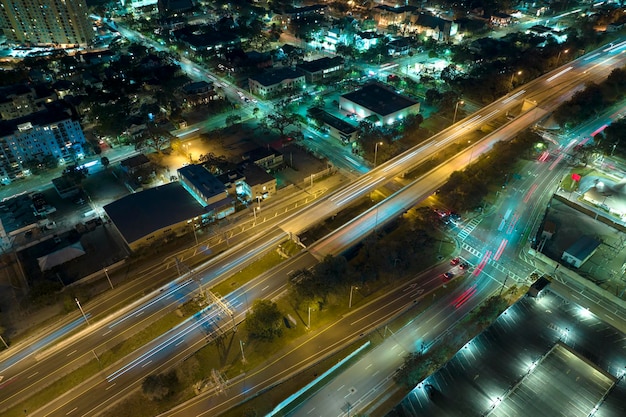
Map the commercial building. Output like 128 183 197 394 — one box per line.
0 108 87 182
248 68 305 98
103 182 207 251
0 0 93 47
178 164 235 219
308 107 357 143
340 82 420 126
296 57 344 84
561 235 601 268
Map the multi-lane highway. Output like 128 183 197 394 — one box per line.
4 38 626 416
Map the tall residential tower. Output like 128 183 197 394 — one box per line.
0 0 93 47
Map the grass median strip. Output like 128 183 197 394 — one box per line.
5 247 289 417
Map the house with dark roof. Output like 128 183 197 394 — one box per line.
173 26 240 52
219 162 277 202
242 147 284 170
120 154 151 174
248 68 305 97
410 13 458 42
561 235 601 268
388 37 412 56
339 82 420 126
182 81 219 105
103 182 207 251
296 57 344 83
281 4 327 21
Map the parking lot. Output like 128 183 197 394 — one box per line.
391 289 626 417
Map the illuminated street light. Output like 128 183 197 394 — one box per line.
453 100 464 124
374 142 383 167
510 70 522 86
103 268 113 290
75 298 90 326
349 285 359 308
557 49 569 65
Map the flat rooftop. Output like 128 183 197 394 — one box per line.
492 343 615 417
341 82 418 117
103 182 205 244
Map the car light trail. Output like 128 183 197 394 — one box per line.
176 128 199 137
108 280 194 328
106 306 219 382
506 214 520 235
453 285 478 309
330 176 372 202
590 124 608 137
334 177 386 206
546 67 573 82
603 40 626 53
473 251 492 277
381 149 421 173
493 239 509 261
501 90 526 104
0 316 88 373
523 184 538 203
538 151 550 162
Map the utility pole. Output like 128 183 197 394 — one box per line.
75 298 89 325
499 274 509 296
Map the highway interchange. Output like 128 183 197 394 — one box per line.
1 36 626 417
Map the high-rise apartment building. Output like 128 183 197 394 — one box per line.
0 0 93 47
0 108 87 182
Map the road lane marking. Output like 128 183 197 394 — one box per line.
105 383 116 390
262 285 269 291
102 330 112 336
141 360 153 368
307 408 316 414
67 349 77 356
66 407 77 415
28 372 38 379
337 384 345 391
366 364 373 369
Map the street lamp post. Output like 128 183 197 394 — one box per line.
75 298 89 326
349 285 358 309
374 142 383 167
453 100 464 124
103 268 113 290
252 207 257 224
240 339 246 363
510 70 522 86
557 49 569 65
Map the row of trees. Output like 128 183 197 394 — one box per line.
553 66 626 128
438 130 544 212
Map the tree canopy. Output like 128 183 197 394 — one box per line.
245 299 283 341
